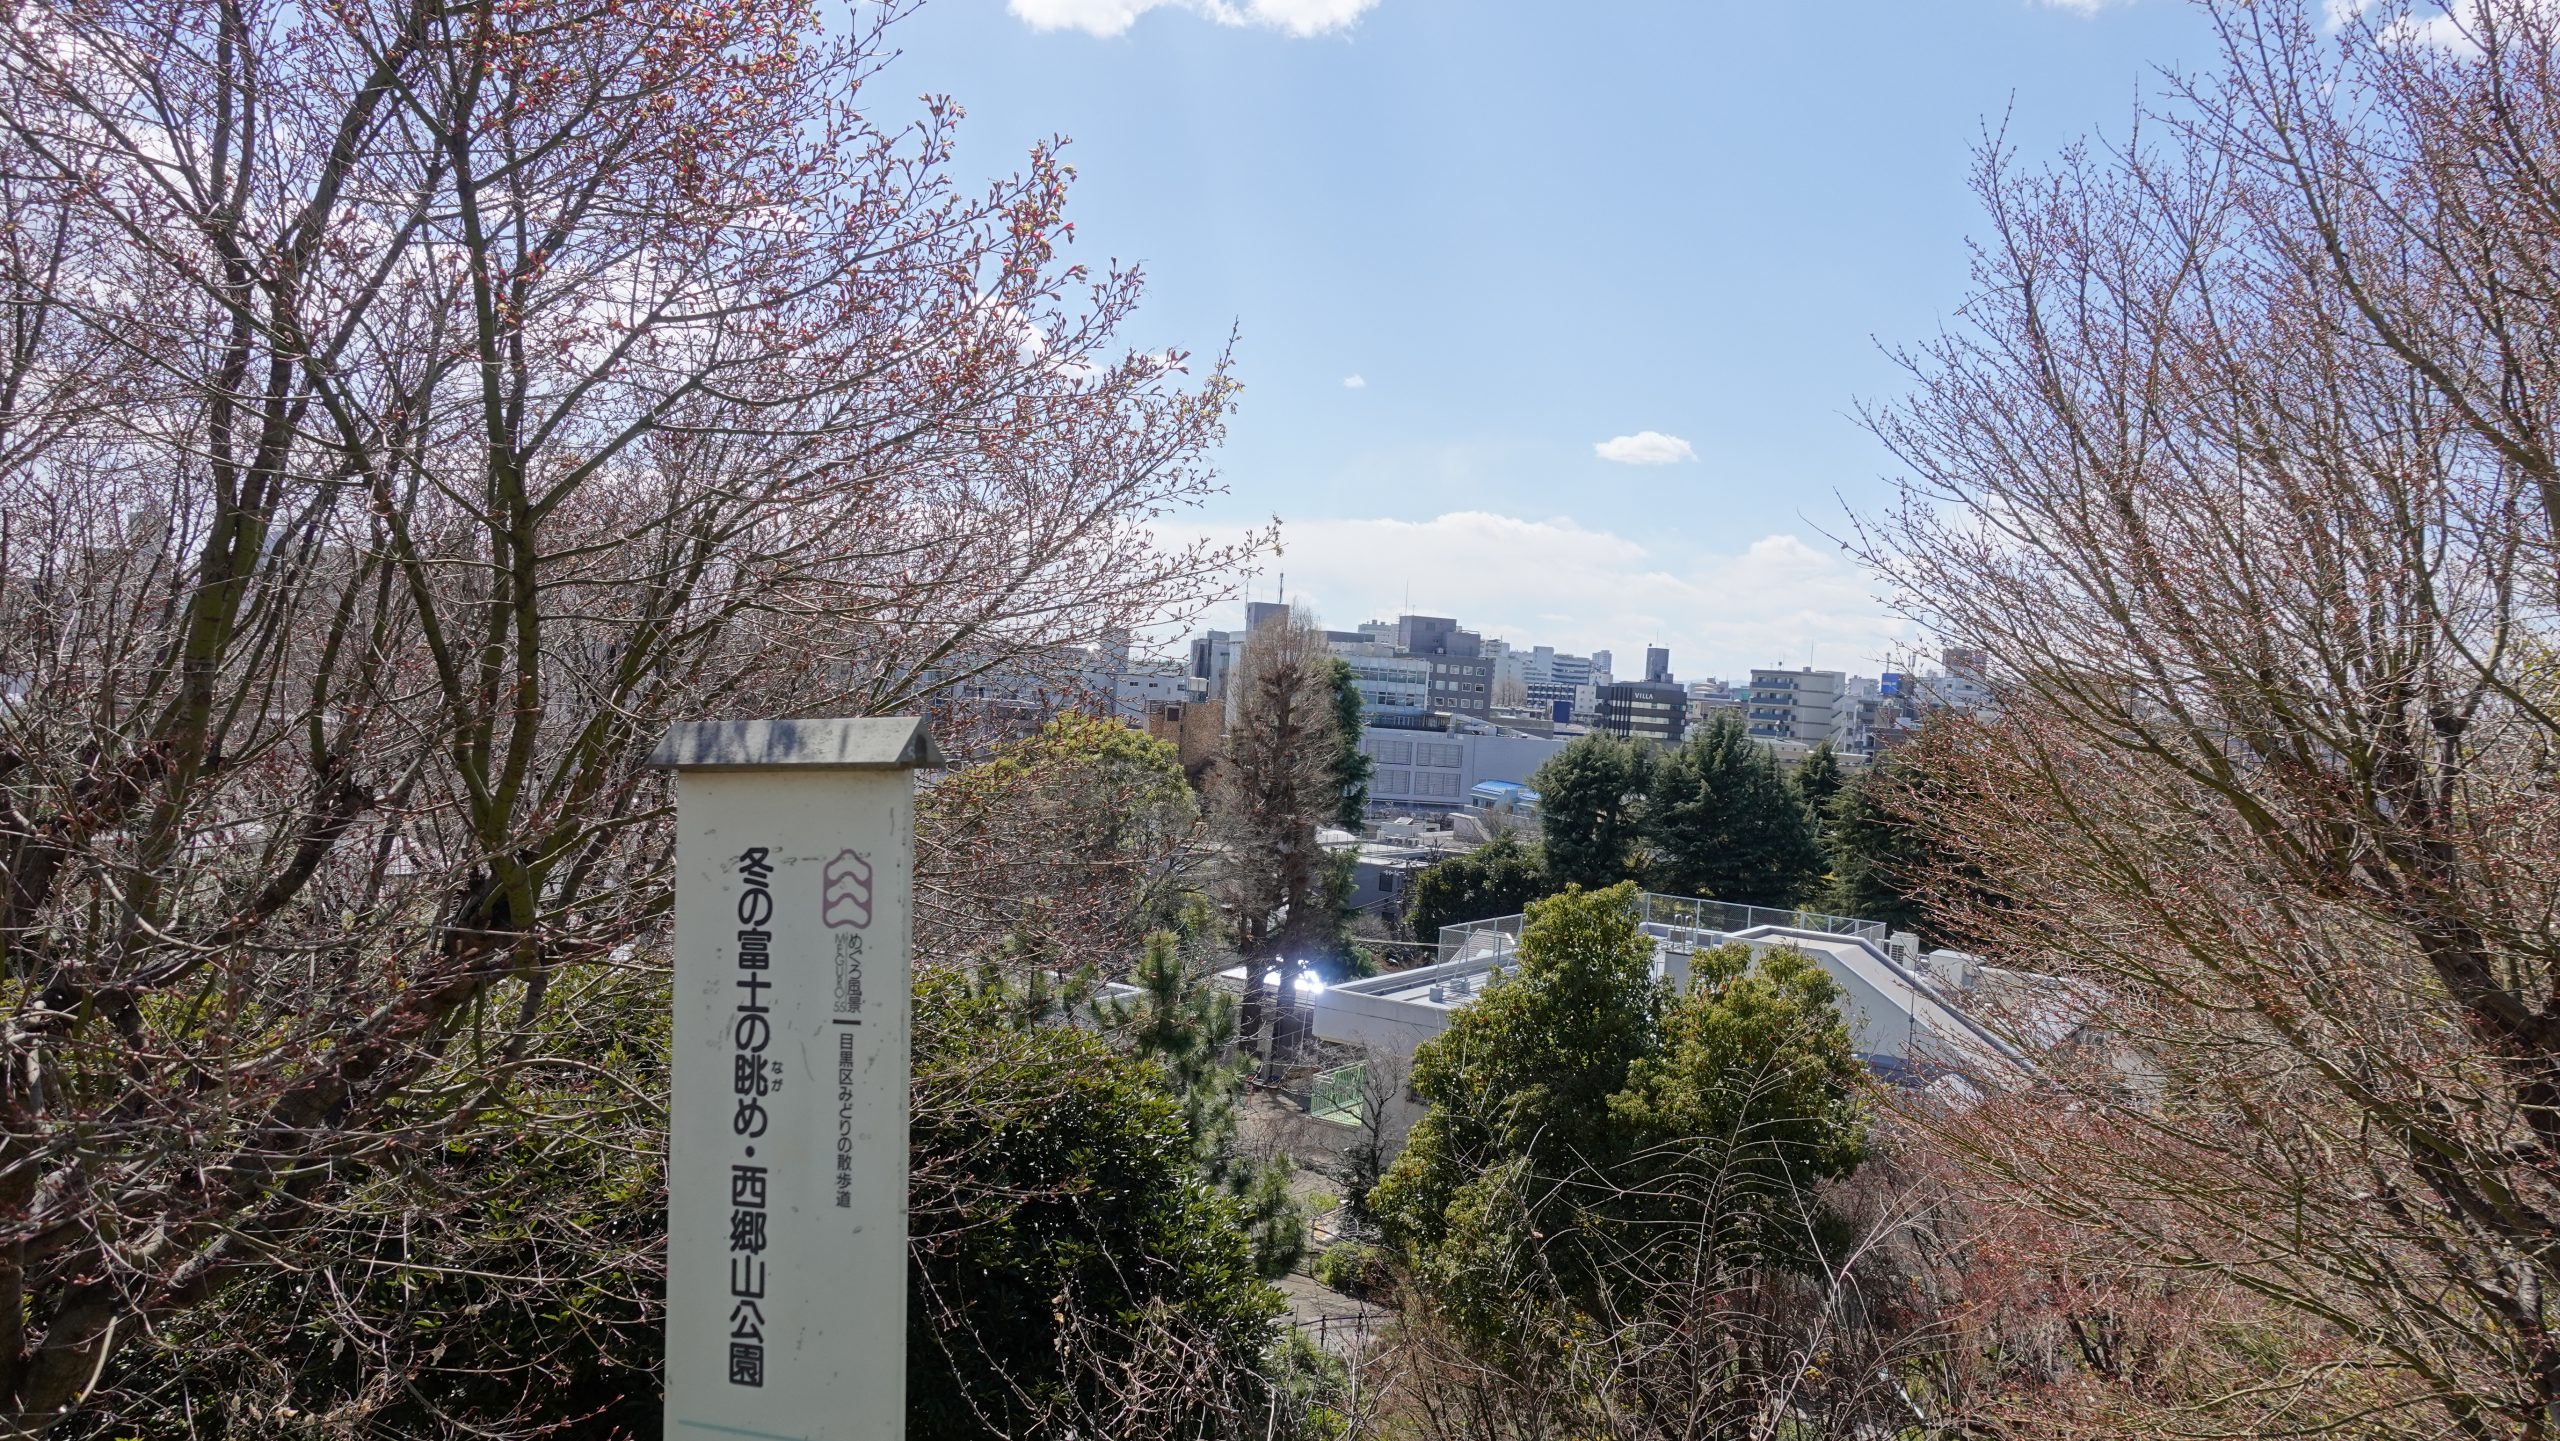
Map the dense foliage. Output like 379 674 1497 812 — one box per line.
1528 721 1826 909
1326 658 1374 832
909 972 1286 1440
1097 932 1309 1277
922 713 1202 974
1641 715 1825 908
1371 884 1868 1352
1527 735 1656 889
59 975 671 1439
0 0 1252 1423
1400 831 1551 940
1855 1 2560 1429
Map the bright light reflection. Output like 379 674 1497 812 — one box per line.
1258 966 1326 994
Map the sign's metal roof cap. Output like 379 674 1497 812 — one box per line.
648 716 943 771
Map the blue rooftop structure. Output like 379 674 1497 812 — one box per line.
1467 779 1539 815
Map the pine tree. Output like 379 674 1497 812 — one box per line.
1100 930 1308 1276
1820 770 1929 936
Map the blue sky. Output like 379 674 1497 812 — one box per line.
887 0 2213 680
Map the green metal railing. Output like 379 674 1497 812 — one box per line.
1307 1063 1367 1127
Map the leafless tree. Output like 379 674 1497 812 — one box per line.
1856 1 2560 1433
0 0 1253 1427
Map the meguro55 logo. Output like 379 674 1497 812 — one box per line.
820 849 873 930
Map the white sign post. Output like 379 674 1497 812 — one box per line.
653 718 941 1441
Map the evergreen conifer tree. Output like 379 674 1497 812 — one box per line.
1529 733 1655 889
1793 740 1845 819
1100 930 1308 1276
1326 657 1373 832
1644 714 1823 908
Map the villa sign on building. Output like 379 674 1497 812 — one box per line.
652 717 940 1441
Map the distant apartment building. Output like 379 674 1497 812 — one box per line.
1590 649 1615 685
1188 629 1243 700
1523 680 1582 718
1394 614 1480 659
1359 711 1566 815
1387 614 1493 720
1643 646 1672 684
1109 661 1193 719
1875 649 1999 750
1518 646 1593 685
1423 657 1493 719
1883 649 1996 714
1686 678 1742 729
1745 667 1869 755
1141 699 1225 783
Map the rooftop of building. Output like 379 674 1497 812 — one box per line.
1303 892 2058 1093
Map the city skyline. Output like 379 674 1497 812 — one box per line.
890 0 2219 679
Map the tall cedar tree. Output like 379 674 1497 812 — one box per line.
1216 609 1344 1054
1326 658 1374 832
1643 715 1825 908
1530 734 1656 889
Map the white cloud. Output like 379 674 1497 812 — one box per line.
1009 0 1378 37
1341 373 1366 389
1163 511 1914 682
2037 0 2127 12
1593 431 1697 466
2325 0 2555 49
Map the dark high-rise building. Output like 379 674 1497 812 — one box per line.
1644 646 1672 684
1593 680 1688 745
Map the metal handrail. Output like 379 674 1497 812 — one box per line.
1436 891 1890 963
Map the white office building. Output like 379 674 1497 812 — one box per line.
1328 642 1432 711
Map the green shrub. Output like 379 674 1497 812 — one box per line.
1312 1242 1389 1301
